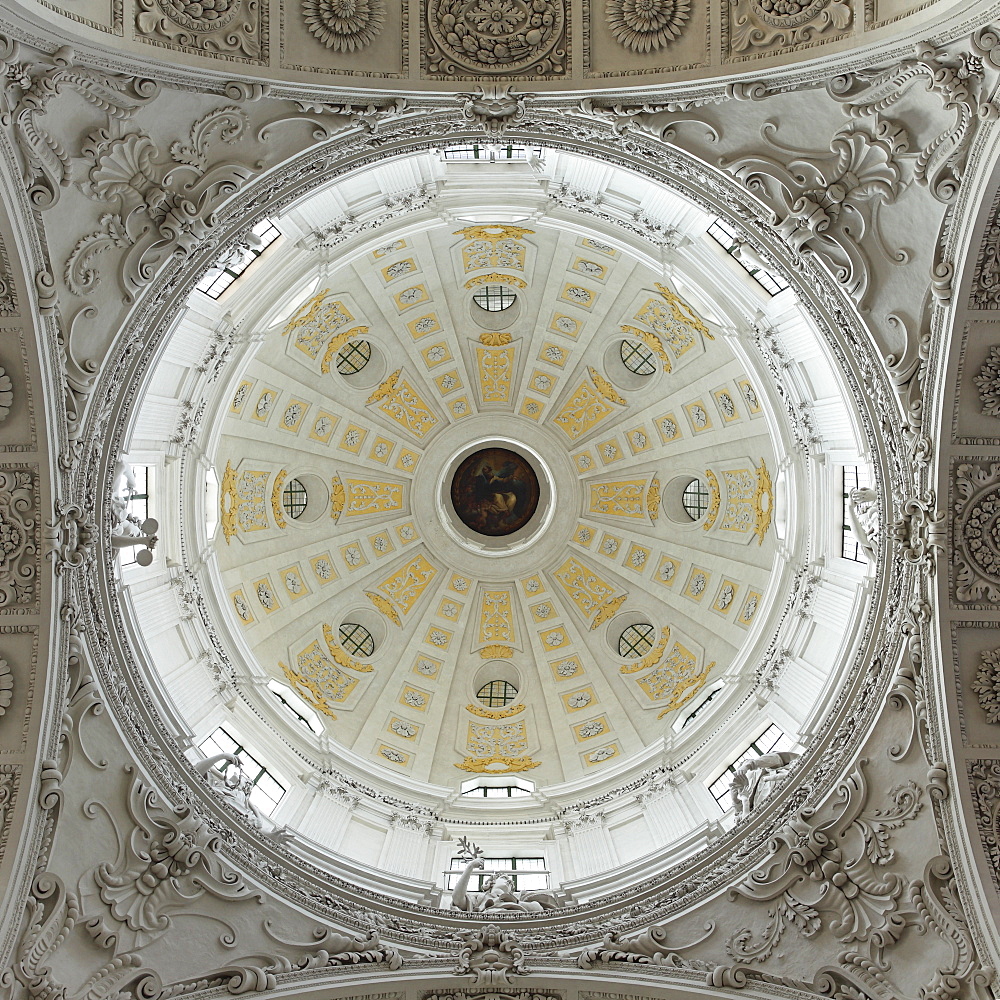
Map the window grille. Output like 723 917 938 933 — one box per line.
442 144 542 162
336 340 372 374
682 478 710 521
472 284 516 312
340 622 375 657
618 622 656 658
198 726 286 816
444 856 548 891
281 478 308 519
476 679 518 708
707 724 792 806
620 339 657 375
707 218 789 296
196 219 280 300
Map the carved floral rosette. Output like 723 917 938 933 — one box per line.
605 0 691 53
953 462 1000 604
424 0 567 78
135 0 262 60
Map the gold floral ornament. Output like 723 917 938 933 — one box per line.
330 476 345 521
320 326 370 374
655 281 713 340
605 0 690 52
479 331 512 346
657 662 714 718
219 461 239 542
464 273 527 289
591 594 627 630
281 661 338 719
480 644 514 658
620 324 672 373
703 470 722 530
647 476 661 521
301 0 386 51
454 755 541 773
322 624 374 673
754 458 774 544
366 590 401 627
588 367 627 407
466 702 525 719
270 470 288 529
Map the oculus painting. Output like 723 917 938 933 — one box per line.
451 447 541 536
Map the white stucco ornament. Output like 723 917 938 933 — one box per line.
302 0 386 51
605 0 691 52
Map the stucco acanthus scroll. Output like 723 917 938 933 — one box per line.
66 106 253 301
77 770 263 954
727 0 850 56
135 0 263 61
725 115 907 307
971 648 1000 724
975 346 1000 415
577 921 715 970
0 466 38 608
891 491 945 575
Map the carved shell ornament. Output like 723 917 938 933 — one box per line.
426 0 566 76
730 0 851 52
605 0 690 53
302 0 386 51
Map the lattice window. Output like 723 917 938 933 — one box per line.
281 478 307 519
198 726 286 816
476 679 518 708
620 339 656 375
442 144 543 162
618 622 656 658
196 219 280 299
336 340 372 374
707 724 793 806
682 478 710 521
472 284 516 312
340 622 375 657
707 218 789 296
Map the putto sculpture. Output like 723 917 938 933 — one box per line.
448 837 560 913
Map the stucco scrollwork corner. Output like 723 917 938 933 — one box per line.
724 115 906 307
891 491 945 575
0 466 39 610
458 86 534 138
953 463 1000 604
44 499 96 576
968 760 1000 896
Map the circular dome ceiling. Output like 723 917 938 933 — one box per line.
121 144 872 887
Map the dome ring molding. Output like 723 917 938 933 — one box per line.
77 112 907 941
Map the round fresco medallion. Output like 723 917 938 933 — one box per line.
451 447 540 537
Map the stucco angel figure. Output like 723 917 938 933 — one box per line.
731 751 799 820
449 837 560 913
194 752 265 830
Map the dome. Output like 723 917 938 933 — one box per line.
122 144 872 896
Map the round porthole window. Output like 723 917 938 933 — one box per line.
476 679 518 708
281 478 308 519
618 622 656 658
472 284 516 312
681 477 710 521
336 340 372 374
620 339 657 375
339 622 375 657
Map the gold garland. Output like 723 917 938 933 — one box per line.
591 594 628 630
366 369 400 405
270 470 288 529
754 458 774 545
588 367 627 406
703 470 721 531
620 324 672 373
320 325 370 374
656 662 714 719
322 624 374 672
330 476 345 521
480 645 514 659
647 476 661 522
281 661 337 719
479 331 512 346
454 755 541 773
465 702 525 719
220 461 239 543
365 590 401 627
619 626 671 675
655 282 713 340
281 289 328 337
464 272 528 289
